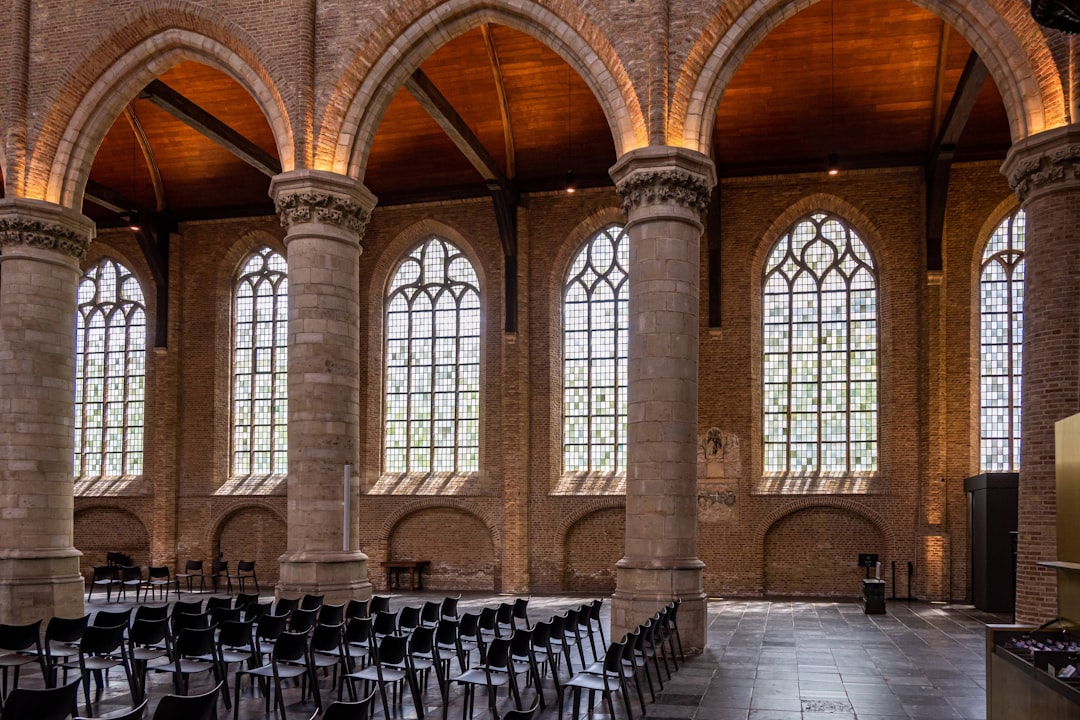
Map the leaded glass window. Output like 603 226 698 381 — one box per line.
232 247 288 476
563 224 629 473
980 210 1025 472
75 258 146 477
763 212 878 476
384 237 480 474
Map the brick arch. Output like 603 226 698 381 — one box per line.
320 0 645 178
208 501 288 588
379 501 501 591
554 497 626 540
36 8 293 208
752 498 897 592
673 0 1063 154
562 504 626 592
74 504 151 578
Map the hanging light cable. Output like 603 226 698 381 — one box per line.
827 0 840 176
565 63 576 194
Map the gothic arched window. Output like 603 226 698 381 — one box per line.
980 210 1025 472
563 224 629 474
384 237 480 474
75 258 146 477
232 247 288 476
763 212 878 477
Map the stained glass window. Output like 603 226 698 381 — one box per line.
384 237 480 474
763 212 878 476
232 247 288 476
75 258 146 477
563 224 629 473
980 210 1024 472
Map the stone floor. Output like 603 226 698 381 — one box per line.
16 591 1003 719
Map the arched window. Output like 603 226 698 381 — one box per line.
384 236 480 474
232 247 288 477
563 224 629 474
763 212 878 477
980 210 1025 472
75 258 146 477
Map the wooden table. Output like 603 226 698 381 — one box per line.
384 560 431 591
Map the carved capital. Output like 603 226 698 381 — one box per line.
616 168 713 215
1002 125 1080 205
274 190 372 236
0 200 94 260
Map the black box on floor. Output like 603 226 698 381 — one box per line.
964 472 1018 613
863 579 885 614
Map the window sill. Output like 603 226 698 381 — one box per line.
215 474 287 496
370 472 480 496
74 475 149 497
552 472 626 496
751 475 881 496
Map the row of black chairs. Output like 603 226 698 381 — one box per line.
89 560 261 604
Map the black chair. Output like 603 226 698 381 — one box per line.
341 617 372 672
512 597 531 630
315 689 376 720
367 596 391 616
420 600 442 628
211 560 231 594
546 614 576 676
64 623 137 716
435 618 466 674
0 620 46 699
509 627 546 711
206 596 233 613
0 678 80 720
288 608 318 635
561 640 631 720
152 681 221 720
440 595 461 621
406 624 448 706
300 594 324 611
142 566 172 602
528 621 562 714
252 614 289 665
339 633 422 720
318 603 345 626
42 615 89 688
134 605 169 623
128 617 171 703
117 566 144 602
344 599 368 620
235 593 261 613
477 606 499 644
456 612 483 670
75 697 148 720
666 599 685 662
575 605 598 661
370 610 399 641
233 631 317 720
216 619 255 701
451 635 521 720
561 607 588 669
495 602 515 636
309 622 348 697
211 608 241 627
171 600 203 619
647 612 672 681
273 597 299 617
87 566 120 602
91 609 132 632
397 605 421 635
501 699 541 720
587 599 606 650
175 561 206 594
170 626 229 708
230 561 259 595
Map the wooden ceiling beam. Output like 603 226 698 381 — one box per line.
123 105 168 212
480 23 516 180
138 79 282 177
926 50 988 271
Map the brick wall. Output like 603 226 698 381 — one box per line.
388 508 496 591
565 508 624 592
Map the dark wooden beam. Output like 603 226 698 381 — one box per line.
138 80 282 177
926 51 988 271
480 23 516 180
488 181 518 333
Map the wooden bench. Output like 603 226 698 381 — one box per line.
384 560 431 591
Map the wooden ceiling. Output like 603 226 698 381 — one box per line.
83 0 1012 224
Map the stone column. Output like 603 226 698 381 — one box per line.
609 147 715 652
0 198 94 623
270 170 377 603
1001 124 1080 623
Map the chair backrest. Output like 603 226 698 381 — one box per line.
147 566 170 581
482 636 512 670
235 593 260 611
210 607 242 626
371 610 398 638
243 603 269 622
151 681 221 720
458 612 480 638
271 631 309 663
407 625 437 657
345 598 368 620
274 597 299 616
45 615 89 644
92 609 132 629
530 620 551 648
478 606 497 632
120 565 143 582
255 613 288 642
440 594 460 620
217 619 254 650
563 607 581 638
134 605 169 622
495 602 514 628
398 605 421 632
602 640 625 675
300 593 324 611
420 600 441 626
318 603 345 626
0 619 42 653
434 618 459 649
374 633 408 665
512 597 530 623
0 679 80 720
211 559 228 575
320 690 376 720
289 607 318 634
175 626 216 658
509 627 533 658
182 559 203 573
311 622 344 653
368 595 391 615
172 611 211 633
170 600 203 617
81 623 126 655
205 596 233 612
501 699 541 720
589 598 603 622
129 617 170 648
237 560 256 573
345 617 372 646
107 551 133 567
75 697 147 720
91 565 118 581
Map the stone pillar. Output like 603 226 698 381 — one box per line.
609 147 715 652
270 170 377 603
0 198 94 623
1001 124 1080 623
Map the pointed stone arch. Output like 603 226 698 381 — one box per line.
319 0 645 179
34 6 293 208
673 0 1065 155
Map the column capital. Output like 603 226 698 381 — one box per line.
270 169 378 239
0 198 95 261
1001 123 1080 205
610 146 716 220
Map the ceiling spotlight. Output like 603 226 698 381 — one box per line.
565 169 577 194
827 153 841 176
126 210 141 232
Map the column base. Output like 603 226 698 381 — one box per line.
612 558 707 653
276 550 372 604
0 549 85 624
